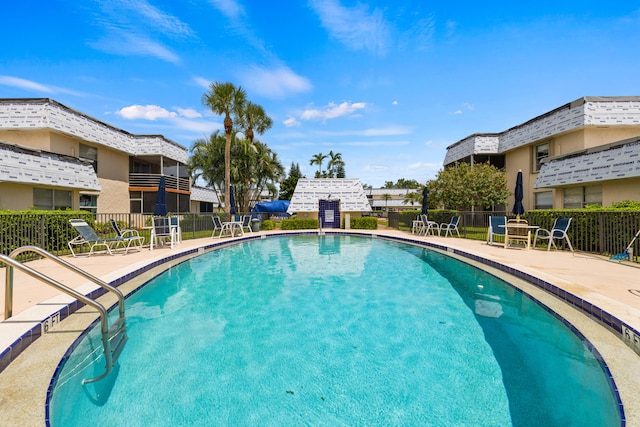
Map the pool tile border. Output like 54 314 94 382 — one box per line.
1 230 633 426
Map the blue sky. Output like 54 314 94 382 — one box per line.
2 1 639 187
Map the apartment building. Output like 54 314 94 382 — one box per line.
0 98 190 214
444 97 640 210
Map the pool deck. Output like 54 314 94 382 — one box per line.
1 229 640 425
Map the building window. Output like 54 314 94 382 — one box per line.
79 194 98 214
534 191 553 209
79 143 98 172
33 188 72 210
563 185 602 208
200 201 214 213
534 143 549 172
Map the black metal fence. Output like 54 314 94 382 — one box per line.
2 210 639 263
390 209 640 263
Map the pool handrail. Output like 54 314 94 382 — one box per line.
3 246 127 384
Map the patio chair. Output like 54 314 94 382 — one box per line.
241 215 253 233
170 217 182 244
110 219 145 254
151 217 176 250
533 217 574 252
419 214 439 236
487 216 507 246
440 216 460 237
211 216 224 237
68 219 121 257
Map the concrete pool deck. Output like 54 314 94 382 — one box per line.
1 229 639 425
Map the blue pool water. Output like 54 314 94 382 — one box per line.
49 235 621 426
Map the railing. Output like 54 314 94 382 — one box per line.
390 209 640 263
2 246 127 383
1 210 638 263
128 173 190 192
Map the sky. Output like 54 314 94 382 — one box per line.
2 1 639 187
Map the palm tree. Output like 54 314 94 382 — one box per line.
202 82 247 216
310 152 327 176
382 193 392 214
240 102 273 143
327 150 345 178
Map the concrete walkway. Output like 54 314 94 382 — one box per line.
1 229 639 425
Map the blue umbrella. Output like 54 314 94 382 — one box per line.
511 170 525 220
153 176 168 216
421 187 429 215
229 185 237 216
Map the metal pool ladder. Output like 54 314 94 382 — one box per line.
2 246 127 384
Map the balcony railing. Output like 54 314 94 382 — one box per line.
129 174 190 192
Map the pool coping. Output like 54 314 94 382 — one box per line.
1 230 638 426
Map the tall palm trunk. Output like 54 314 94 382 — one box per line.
224 114 233 217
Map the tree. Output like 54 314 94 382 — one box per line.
188 130 226 201
310 152 327 177
327 150 345 178
428 162 510 210
239 101 273 143
403 191 421 207
202 82 247 216
189 131 283 213
382 193 392 212
280 162 304 200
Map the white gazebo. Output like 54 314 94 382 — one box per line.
287 179 372 226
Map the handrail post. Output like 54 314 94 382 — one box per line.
4 265 13 319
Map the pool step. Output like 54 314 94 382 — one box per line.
109 318 128 363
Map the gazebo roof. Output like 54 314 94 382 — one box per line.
287 178 372 213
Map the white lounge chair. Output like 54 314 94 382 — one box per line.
68 219 120 256
110 219 145 254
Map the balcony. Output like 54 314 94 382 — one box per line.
129 174 191 192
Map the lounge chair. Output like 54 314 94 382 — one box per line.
440 216 460 237
533 217 574 252
68 219 121 257
487 216 507 246
150 217 176 250
110 219 145 254
211 216 224 237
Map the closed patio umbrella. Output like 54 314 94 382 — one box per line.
153 176 168 216
421 187 429 215
511 170 525 221
229 185 237 216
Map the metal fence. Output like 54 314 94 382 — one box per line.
2 210 639 263
390 209 640 263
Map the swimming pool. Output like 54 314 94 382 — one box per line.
48 235 622 426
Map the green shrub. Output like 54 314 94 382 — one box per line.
261 219 276 230
281 218 318 230
349 216 378 229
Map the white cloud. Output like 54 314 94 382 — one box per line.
283 117 300 127
453 110 463 115
90 33 180 64
0 75 55 93
238 65 312 98
193 76 211 89
345 140 410 147
207 0 245 21
0 75 82 96
309 0 391 55
176 108 202 119
315 126 411 136
392 100 398 105
301 101 367 121
117 104 178 120
125 0 195 38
